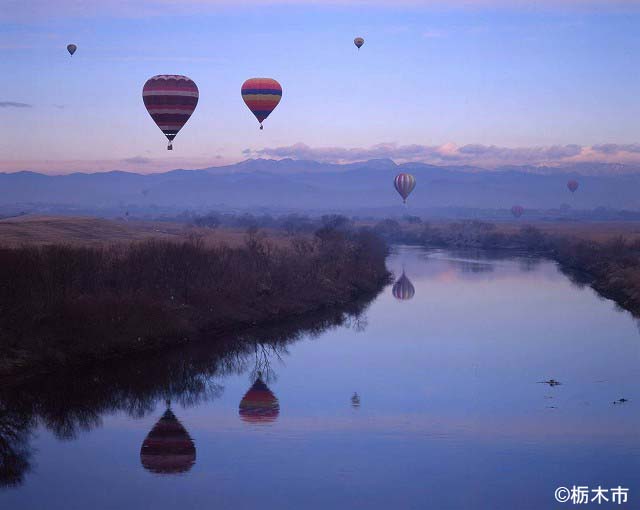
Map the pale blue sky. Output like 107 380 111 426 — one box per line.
1 1 639 172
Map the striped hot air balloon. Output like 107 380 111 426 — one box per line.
239 376 280 424
567 180 579 193
241 78 282 130
392 272 415 301
394 173 416 204
142 75 199 150
354 37 364 49
140 407 196 475
511 205 524 218
67 44 77 56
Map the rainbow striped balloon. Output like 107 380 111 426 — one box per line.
394 173 416 204
142 75 199 150
241 78 282 130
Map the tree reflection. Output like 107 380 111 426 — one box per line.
0 290 378 488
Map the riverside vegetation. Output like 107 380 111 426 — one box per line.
0 223 388 378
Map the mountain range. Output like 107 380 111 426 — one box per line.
1 159 639 217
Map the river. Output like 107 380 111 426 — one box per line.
1 246 638 509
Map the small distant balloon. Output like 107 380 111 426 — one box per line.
511 205 524 218
567 180 579 193
394 173 416 204
142 75 199 150
354 37 364 50
351 392 361 408
241 78 282 130
67 44 77 56
392 272 415 301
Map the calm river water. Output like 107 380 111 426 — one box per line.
1 246 638 509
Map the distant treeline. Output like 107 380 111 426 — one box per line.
0 225 388 378
190 211 357 234
374 218 640 317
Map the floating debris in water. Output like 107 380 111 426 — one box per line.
538 379 562 387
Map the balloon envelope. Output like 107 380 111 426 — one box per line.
241 78 282 129
140 408 196 475
394 173 416 203
354 37 364 49
239 376 280 424
567 180 579 193
142 75 199 150
392 272 415 300
67 44 77 56
511 205 524 218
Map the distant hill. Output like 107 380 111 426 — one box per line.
2 159 640 217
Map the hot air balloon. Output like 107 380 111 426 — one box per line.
142 75 199 150
67 44 77 56
241 78 282 130
511 205 524 218
140 404 196 475
351 392 361 408
239 375 280 424
394 173 416 204
392 272 415 301
354 37 364 50
567 180 579 193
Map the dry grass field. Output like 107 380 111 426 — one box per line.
487 221 640 243
379 219 640 244
0 215 294 248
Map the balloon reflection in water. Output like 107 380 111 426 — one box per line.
239 374 280 424
140 403 196 475
392 272 415 301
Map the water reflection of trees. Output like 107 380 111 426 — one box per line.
0 291 376 488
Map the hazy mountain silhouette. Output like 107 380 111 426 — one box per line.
2 159 640 215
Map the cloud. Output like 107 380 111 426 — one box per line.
121 156 152 165
244 142 640 168
0 101 32 108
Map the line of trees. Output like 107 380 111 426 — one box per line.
0 225 388 377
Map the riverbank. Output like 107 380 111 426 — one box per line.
0 226 389 378
373 219 640 317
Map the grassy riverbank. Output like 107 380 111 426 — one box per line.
373 218 640 317
0 225 388 378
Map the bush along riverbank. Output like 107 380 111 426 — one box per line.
0 227 389 378
372 219 640 318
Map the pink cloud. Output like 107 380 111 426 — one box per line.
244 142 640 169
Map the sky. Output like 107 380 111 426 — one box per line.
1 0 640 173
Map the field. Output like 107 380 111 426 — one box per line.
0 215 294 247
